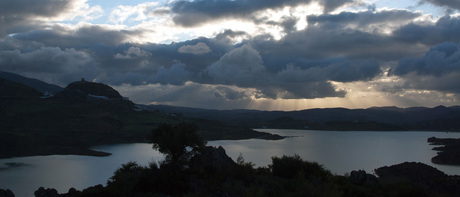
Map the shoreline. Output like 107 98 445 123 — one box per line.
0 146 112 159
0 129 282 159
428 137 460 166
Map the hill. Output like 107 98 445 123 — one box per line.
147 104 460 131
0 77 280 158
0 78 43 98
0 71 63 94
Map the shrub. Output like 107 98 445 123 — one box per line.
271 155 331 180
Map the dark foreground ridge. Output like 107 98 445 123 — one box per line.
2 123 460 196
1 147 460 197
428 137 460 165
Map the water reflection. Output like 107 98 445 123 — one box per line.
209 130 460 176
1 130 460 196
0 144 163 197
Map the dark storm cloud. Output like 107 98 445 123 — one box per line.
0 0 75 37
389 42 460 94
420 0 460 11
394 15 460 45
0 26 230 87
254 23 414 64
307 9 422 27
391 42 460 77
13 25 140 47
203 44 350 99
3 6 460 102
252 12 460 70
0 46 97 86
400 73 460 94
121 82 255 109
170 0 358 27
3 9 421 100
275 59 380 83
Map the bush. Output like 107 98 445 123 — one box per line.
271 155 331 180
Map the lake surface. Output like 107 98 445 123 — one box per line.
1 130 460 196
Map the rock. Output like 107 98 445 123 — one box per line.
0 189 15 197
188 146 236 193
190 146 235 171
349 170 378 185
34 187 60 197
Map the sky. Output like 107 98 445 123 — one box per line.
0 0 460 110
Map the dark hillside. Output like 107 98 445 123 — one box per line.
61 80 123 98
0 78 43 98
0 78 281 158
0 71 63 93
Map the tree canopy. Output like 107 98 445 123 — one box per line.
150 122 206 167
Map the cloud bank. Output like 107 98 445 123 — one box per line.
0 0 460 109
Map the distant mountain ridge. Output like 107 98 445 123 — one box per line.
0 71 63 94
1 70 459 131
147 104 460 131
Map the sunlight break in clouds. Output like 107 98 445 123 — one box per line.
1 0 460 110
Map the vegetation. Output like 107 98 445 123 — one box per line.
0 79 281 158
41 123 458 197
150 122 206 168
152 105 460 131
428 137 460 165
2 76 460 196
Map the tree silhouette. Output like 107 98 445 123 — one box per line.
150 122 206 168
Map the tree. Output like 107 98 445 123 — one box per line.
150 122 206 168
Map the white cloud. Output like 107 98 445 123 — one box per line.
109 2 159 24
114 46 151 59
205 44 267 86
41 0 104 22
178 42 211 55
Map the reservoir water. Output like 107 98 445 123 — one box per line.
1 130 460 196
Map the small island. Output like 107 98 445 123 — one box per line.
428 137 460 165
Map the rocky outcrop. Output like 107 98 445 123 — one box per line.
190 146 236 171
349 170 378 185
0 189 14 197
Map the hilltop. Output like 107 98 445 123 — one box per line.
0 75 280 158
54 79 135 109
